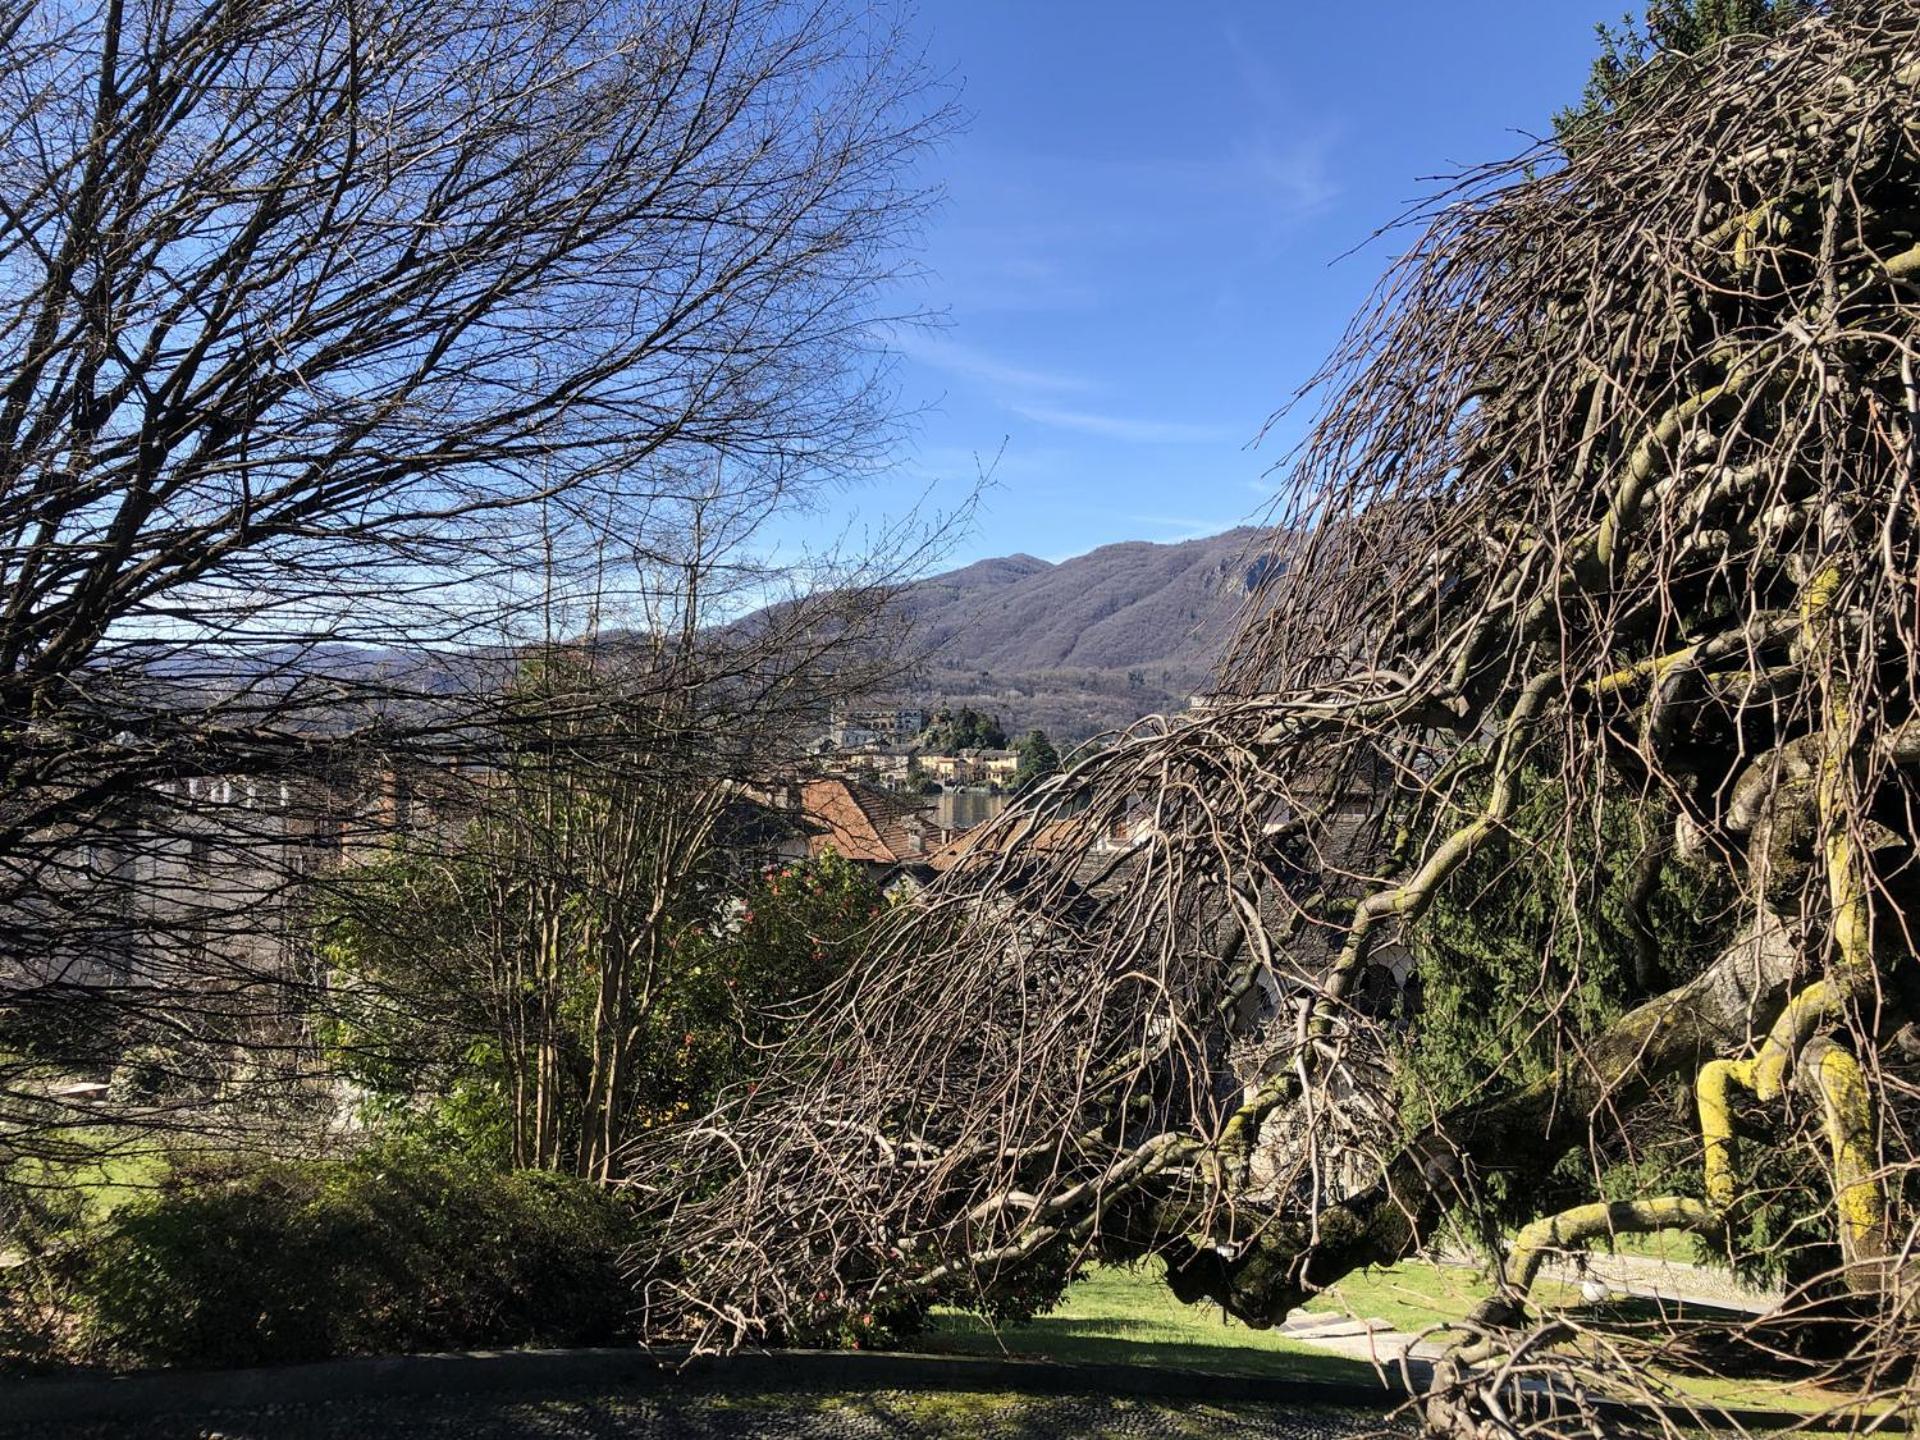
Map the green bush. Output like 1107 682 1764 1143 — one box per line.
0 1176 86 1372
317 845 883 1168
67 1149 638 1368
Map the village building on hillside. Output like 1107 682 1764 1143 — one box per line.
0 759 464 996
829 705 930 750
818 750 911 788
917 748 1018 787
921 800 1152 881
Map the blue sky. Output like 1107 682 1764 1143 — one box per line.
796 4 1609 570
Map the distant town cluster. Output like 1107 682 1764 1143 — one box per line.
812 705 1020 790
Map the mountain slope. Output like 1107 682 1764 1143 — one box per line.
903 527 1271 680
873 527 1275 741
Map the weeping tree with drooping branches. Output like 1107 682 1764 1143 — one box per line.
635 4 1920 1432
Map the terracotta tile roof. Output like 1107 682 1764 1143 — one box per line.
800 778 935 866
924 811 1117 876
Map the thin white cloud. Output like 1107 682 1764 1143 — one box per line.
894 331 1090 395
1015 404 1235 446
1221 22 1341 222
1237 133 1337 220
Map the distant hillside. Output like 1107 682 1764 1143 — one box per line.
881 527 1276 743
164 530 1279 747
900 527 1270 678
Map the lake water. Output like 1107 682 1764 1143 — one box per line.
937 788 1008 830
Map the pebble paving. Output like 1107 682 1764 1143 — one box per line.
10 1387 1405 1440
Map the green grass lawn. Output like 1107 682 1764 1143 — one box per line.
3 1125 172 1277
922 1259 1562 1380
1302 1257 1503 1333
6 1127 170 1223
1605 1227 1709 1264
922 1264 1382 1385
922 1261 1891 1423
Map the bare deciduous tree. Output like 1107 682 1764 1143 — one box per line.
316 498 934 1182
0 0 946 1173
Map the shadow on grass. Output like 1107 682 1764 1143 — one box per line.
796 1390 1383 1438
919 1312 1383 1386
1584 1294 1766 1326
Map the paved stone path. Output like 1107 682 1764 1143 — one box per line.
9 1387 1403 1440
1274 1254 1778 1374
1275 1314 1447 1372
1531 1249 1777 1314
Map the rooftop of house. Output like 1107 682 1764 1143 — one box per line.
799 777 937 867
923 807 1147 878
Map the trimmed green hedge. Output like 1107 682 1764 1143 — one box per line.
69 1151 637 1368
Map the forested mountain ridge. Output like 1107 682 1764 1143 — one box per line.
900 526 1271 677
872 526 1275 740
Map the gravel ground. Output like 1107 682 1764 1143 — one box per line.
11 1387 1404 1440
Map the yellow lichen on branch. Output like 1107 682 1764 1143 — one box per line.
1801 1037 1888 1285
1692 561 1892 1273
1504 1196 1720 1298
1698 1055 1753 1213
